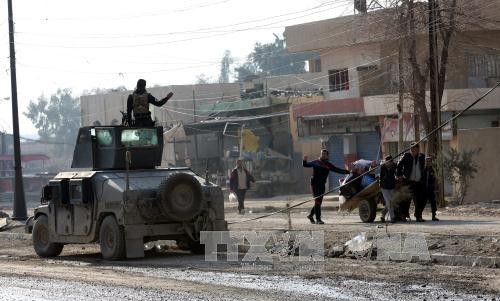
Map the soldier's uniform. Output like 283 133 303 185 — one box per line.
126 79 173 127
132 92 154 126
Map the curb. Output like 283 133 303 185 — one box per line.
431 253 500 268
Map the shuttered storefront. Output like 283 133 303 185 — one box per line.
356 132 381 162
328 135 345 190
327 131 381 191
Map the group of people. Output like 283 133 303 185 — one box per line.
302 142 439 224
380 142 439 223
126 79 438 224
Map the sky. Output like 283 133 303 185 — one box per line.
0 0 353 136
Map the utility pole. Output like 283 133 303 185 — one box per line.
7 0 27 220
428 0 445 205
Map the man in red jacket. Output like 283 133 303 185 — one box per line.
229 159 255 214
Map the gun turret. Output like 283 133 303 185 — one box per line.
71 126 163 170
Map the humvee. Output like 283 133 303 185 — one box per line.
30 126 227 260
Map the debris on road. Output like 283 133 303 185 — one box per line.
326 245 345 258
344 232 374 259
428 242 445 250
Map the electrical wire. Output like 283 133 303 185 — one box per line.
228 81 500 224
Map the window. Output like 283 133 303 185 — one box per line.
466 53 500 88
70 184 82 200
96 129 113 146
328 68 349 92
121 129 158 147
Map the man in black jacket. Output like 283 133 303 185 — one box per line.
396 142 426 222
126 79 174 126
303 149 349 224
422 156 439 221
229 159 255 214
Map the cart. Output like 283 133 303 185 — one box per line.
339 179 384 223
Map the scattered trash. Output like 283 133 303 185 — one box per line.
228 192 237 203
428 242 445 250
327 245 345 258
0 211 9 218
345 233 374 259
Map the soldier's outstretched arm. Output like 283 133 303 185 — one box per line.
150 92 173 107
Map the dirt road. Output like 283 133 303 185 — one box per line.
0 199 499 300
0 253 498 301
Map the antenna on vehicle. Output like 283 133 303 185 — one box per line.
125 150 132 202
204 159 210 185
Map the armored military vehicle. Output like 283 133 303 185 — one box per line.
30 126 227 260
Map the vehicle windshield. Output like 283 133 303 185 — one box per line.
121 128 158 147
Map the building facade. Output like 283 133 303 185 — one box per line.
284 2 500 198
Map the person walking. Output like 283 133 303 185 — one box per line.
303 149 349 224
126 79 174 126
229 159 255 214
379 155 397 223
396 142 426 222
422 156 439 221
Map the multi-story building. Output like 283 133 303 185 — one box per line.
284 2 500 199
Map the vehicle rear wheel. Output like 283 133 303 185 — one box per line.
158 173 202 221
99 215 125 260
33 215 63 257
359 199 376 223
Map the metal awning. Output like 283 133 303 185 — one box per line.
302 112 360 121
184 112 289 135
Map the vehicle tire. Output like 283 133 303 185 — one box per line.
32 215 63 257
359 199 377 223
189 241 205 255
158 173 202 221
176 238 205 254
99 215 125 260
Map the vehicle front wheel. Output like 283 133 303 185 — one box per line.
99 215 125 260
32 215 63 257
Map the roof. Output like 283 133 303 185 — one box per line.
284 1 500 54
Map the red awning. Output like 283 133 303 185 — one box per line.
292 98 364 119
0 154 50 162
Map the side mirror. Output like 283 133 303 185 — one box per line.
42 185 52 203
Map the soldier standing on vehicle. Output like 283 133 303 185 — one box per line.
229 159 255 215
303 149 349 224
126 79 174 126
